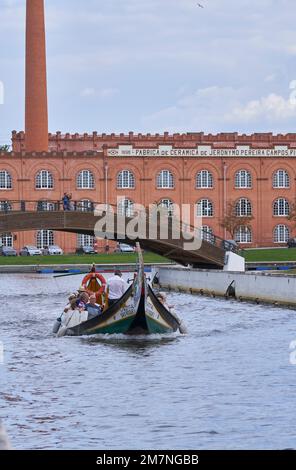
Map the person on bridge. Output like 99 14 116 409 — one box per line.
107 270 128 306
62 193 70 211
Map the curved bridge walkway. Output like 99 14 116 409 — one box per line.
0 201 236 268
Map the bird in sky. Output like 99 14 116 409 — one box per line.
197 3 204 7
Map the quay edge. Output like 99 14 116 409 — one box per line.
155 266 296 307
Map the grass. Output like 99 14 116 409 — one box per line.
243 248 296 262
0 252 169 266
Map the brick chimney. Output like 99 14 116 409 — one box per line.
25 0 48 152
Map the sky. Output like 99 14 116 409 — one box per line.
1 0 296 145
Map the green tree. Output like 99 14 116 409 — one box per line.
0 145 10 152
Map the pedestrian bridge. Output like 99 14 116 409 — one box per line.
0 200 237 268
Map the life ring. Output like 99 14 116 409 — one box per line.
82 273 106 295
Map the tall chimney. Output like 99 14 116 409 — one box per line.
25 0 48 152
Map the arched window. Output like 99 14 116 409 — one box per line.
235 226 252 243
0 170 12 189
117 170 135 189
274 225 290 243
36 230 54 249
200 225 215 243
0 233 13 247
235 170 252 189
273 169 290 188
77 200 94 212
36 201 56 211
157 170 174 189
0 201 12 212
235 198 252 217
197 199 213 217
77 234 94 248
196 170 213 189
159 199 174 216
35 170 54 189
273 198 290 216
76 170 95 189
118 198 134 217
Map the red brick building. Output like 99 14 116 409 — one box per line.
0 131 296 252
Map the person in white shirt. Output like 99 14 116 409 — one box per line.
107 270 128 306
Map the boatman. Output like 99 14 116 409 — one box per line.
107 270 128 306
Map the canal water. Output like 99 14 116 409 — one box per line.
1 273 296 450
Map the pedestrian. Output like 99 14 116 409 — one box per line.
62 193 70 211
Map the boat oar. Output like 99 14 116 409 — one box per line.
54 272 85 279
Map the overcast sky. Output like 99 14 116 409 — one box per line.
1 0 296 145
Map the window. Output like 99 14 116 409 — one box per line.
118 198 134 217
273 169 290 188
117 170 135 189
36 230 54 249
77 170 94 189
35 170 54 189
77 234 94 248
197 199 213 217
157 170 174 189
235 170 252 189
159 199 174 216
36 201 56 211
0 233 13 247
273 198 290 216
0 201 12 212
77 200 94 212
0 170 12 189
274 225 289 243
235 198 252 217
235 226 252 243
200 225 215 243
196 170 213 189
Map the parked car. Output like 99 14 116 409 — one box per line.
115 243 135 253
19 245 43 256
76 246 96 255
42 245 64 255
287 238 296 248
0 246 17 257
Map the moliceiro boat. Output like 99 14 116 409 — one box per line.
54 245 186 336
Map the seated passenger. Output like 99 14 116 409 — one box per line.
64 294 78 313
76 292 89 311
86 294 102 319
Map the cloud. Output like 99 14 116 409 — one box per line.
141 87 296 133
226 93 296 122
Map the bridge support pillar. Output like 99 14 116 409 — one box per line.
223 251 245 272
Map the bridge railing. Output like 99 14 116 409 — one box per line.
0 200 240 254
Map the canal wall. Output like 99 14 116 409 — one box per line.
157 266 296 306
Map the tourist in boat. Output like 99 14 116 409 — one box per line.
64 294 78 313
107 270 128 306
76 292 89 311
156 292 174 311
86 294 102 319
